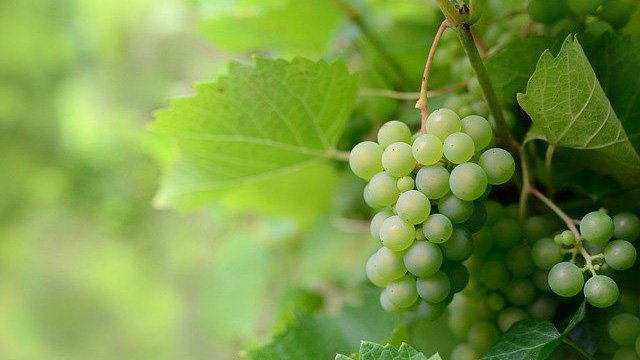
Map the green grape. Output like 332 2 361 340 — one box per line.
366 172 400 207
506 245 536 277
523 216 552 241
426 108 462 141
397 176 415 192
443 132 475 164
585 20 615 37
448 311 477 338
414 300 446 321
382 142 416 177
531 237 563 270
377 120 412 148
478 148 515 185
479 260 510 290
422 213 453 244
396 190 431 225
492 217 522 248
412 134 444 165
560 230 576 246
366 247 407 287
463 201 487 234
605 240 637 270
580 211 614 244
548 262 584 297
497 307 527 332
568 0 602 16
613 347 640 360
485 201 505 223
449 163 488 201
461 115 492 151
380 215 416 251
363 185 377 209
438 193 474 224
584 275 619 308
609 313 640 346
386 275 419 308
472 226 493 256
486 292 506 312
600 0 631 29
380 289 401 312
505 279 537 306
403 241 443 277
533 270 552 292
619 290 640 314
370 209 394 242
450 343 480 360
446 262 470 293
528 0 569 24
552 18 585 36
349 141 383 180
440 227 474 261
528 296 557 320
467 322 500 353
415 165 450 199
614 212 640 242
416 271 451 303
449 292 474 312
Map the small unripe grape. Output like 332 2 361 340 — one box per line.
613 212 640 242
497 307 527 332
605 240 637 270
396 190 431 224
365 247 406 287
485 201 505 223
472 227 493 256
532 238 563 270
585 20 615 38
609 313 640 346
403 241 443 277
600 0 631 29
422 213 453 244
492 217 522 248
463 201 487 234
440 227 474 261
613 347 640 360
379 289 401 312
450 342 478 359
415 165 450 199
528 296 557 320
486 292 506 312
370 209 394 242
386 275 419 308
461 115 492 151
449 163 488 201
378 120 412 148
528 0 569 24
380 215 416 251
444 132 475 164
552 18 584 36
412 134 444 165
397 176 415 192
382 142 416 177
584 275 619 308
366 172 400 207
446 262 470 293
467 322 500 353
438 193 474 224
523 216 553 241
426 108 462 141
506 244 536 277
480 260 510 290
505 279 537 306
560 230 576 246
414 300 446 321
548 262 584 297
478 148 515 185
349 141 383 180
580 211 614 244
568 0 602 16
533 270 552 292
416 271 451 303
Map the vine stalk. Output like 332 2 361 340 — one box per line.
418 20 449 134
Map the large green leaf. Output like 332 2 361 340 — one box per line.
152 57 358 218
483 302 586 360
247 289 401 360
517 36 640 185
336 341 442 360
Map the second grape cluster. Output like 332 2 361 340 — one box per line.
349 108 515 315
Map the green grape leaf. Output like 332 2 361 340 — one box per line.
483 302 586 360
486 36 564 104
583 34 640 150
200 0 343 57
247 288 401 360
517 36 640 185
151 57 358 219
336 341 442 360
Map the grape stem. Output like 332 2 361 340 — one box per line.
418 20 449 134
361 82 467 100
545 144 555 199
529 188 581 240
327 149 351 161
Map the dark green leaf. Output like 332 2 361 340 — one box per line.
517 36 640 186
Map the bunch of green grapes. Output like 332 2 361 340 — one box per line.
349 108 515 315
532 211 639 308
528 0 635 37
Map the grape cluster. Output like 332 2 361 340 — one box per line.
528 0 634 36
349 108 515 315
605 311 640 359
532 211 639 309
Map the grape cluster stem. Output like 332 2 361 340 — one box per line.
418 19 449 134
